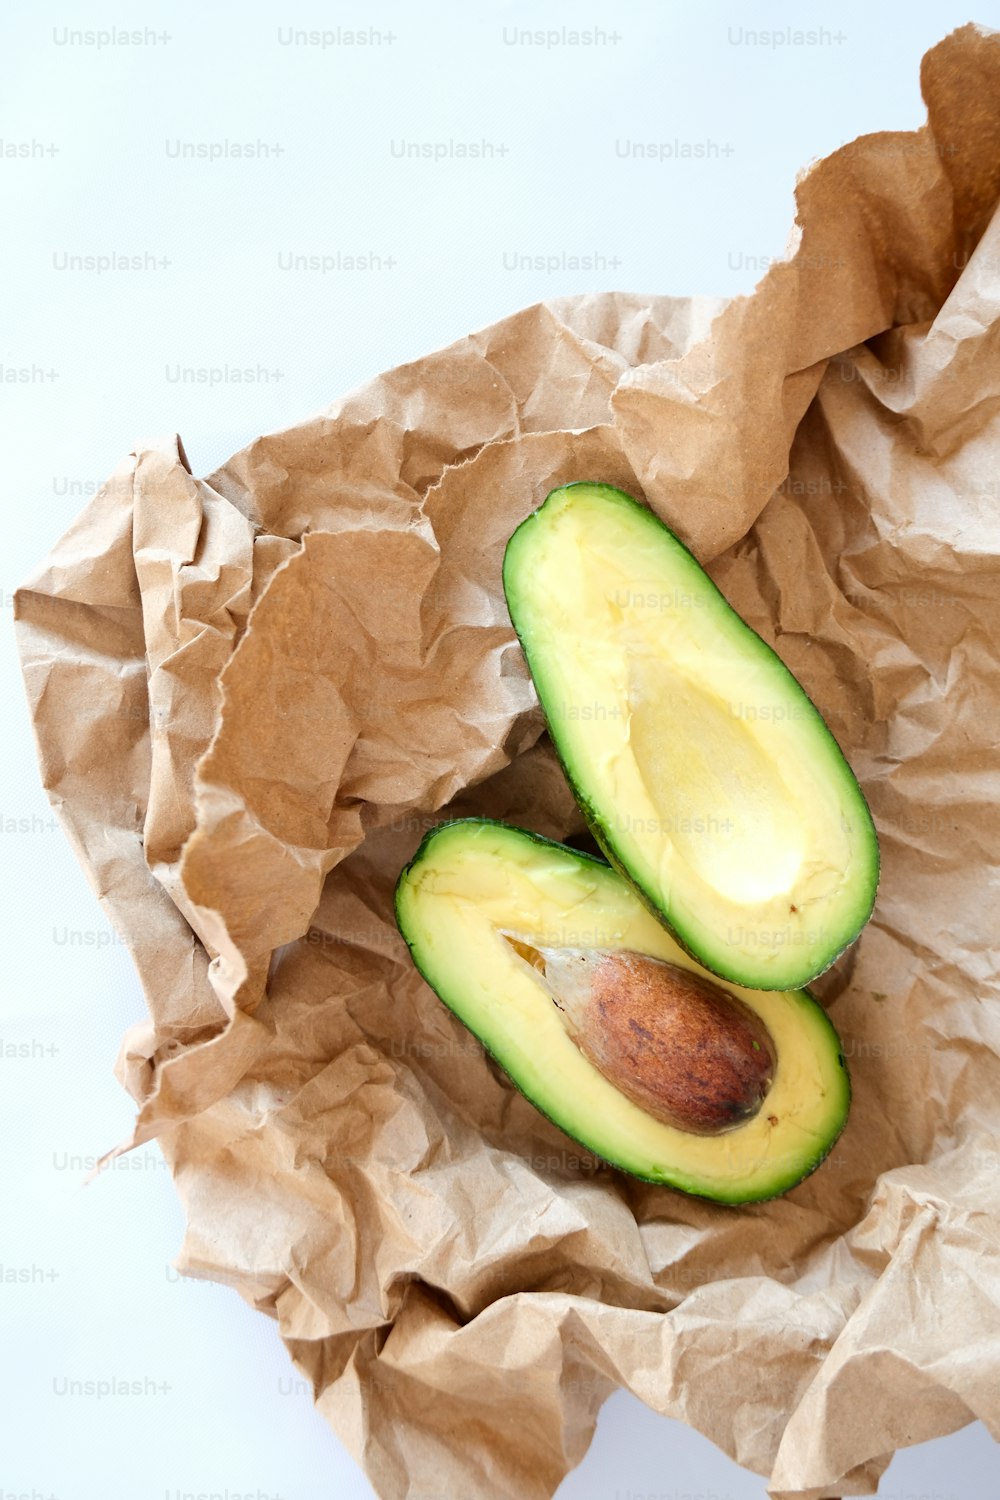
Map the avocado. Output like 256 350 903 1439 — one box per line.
395 820 850 1202
502 482 879 990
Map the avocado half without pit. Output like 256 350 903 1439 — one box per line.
502 482 879 991
395 821 850 1202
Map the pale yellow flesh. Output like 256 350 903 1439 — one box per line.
519 496 860 982
400 827 848 1196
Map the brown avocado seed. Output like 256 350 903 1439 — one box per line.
506 941 776 1135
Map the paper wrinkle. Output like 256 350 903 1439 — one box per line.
15 23 1000 1499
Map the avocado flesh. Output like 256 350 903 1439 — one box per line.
395 820 851 1203
502 482 879 990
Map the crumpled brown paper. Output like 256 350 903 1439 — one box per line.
16 23 1000 1498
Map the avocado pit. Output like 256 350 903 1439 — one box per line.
506 941 776 1135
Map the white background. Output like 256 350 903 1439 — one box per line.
4 3 998 1497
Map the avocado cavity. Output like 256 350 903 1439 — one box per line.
626 652 805 906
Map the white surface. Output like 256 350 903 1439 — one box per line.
2 2 996 1496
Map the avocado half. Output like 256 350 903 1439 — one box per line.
502 482 879 990
395 820 850 1203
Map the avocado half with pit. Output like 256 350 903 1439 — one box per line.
502 482 879 990
395 820 850 1202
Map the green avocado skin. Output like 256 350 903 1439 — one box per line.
501 481 880 991
395 818 852 1205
